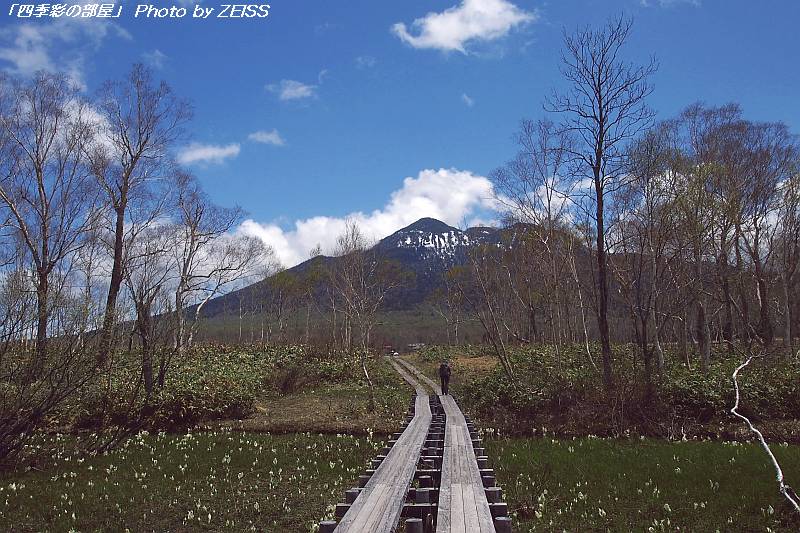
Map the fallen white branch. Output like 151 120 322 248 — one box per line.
730 354 800 514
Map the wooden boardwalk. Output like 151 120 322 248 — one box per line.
395 358 496 533
334 358 431 532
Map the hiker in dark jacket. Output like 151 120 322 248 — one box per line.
438 361 452 395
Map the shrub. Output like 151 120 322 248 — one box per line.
451 343 800 437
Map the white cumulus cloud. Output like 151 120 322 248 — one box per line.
177 143 241 165
266 79 317 101
248 129 285 146
0 3 131 88
237 168 497 267
391 0 536 53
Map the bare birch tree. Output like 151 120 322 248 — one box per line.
91 64 191 364
172 175 272 356
0 72 99 367
492 118 575 355
546 15 657 389
123 224 173 400
328 221 407 401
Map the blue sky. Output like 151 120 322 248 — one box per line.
1 0 798 265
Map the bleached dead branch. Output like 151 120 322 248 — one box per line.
730 352 800 514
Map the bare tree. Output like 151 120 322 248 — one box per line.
669 105 721 371
123 224 173 400
91 64 191 364
429 271 464 346
172 176 272 357
737 121 797 347
0 72 102 460
243 259 285 344
492 118 575 356
0 72 99 366
664 104 798 368
777 171 800 361
265 270 305 343
452 249 517 381
612 124 682 393
300 247 324 345
546 15 657 389
328 221 407 400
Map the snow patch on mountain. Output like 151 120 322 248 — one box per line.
376 217 500 266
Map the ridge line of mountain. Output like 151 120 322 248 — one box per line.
200 217 504 316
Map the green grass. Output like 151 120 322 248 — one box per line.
6 345 800 531
489 436 800 532
0 430 382 532
215 355 411 434
56 345 410 435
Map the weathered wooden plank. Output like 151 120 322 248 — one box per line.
451 483 465 533
349 482 389 531
462 459 480 532
474 483 496 532
397 358 442 395
335 358 431 533
395 358 496 533
437 420 453 532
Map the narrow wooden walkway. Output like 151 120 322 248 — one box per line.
334 358 431 532
396 358 495 533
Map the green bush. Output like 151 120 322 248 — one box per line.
458 344 598 428
659 358 800 421
65 344 372 430
453 343 800 436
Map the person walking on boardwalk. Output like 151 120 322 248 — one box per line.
439 360 451 395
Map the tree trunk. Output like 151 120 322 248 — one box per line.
693 240 711 372
782 272 793 362
528 307 538 342
238 300 243 343
141 332 154 400
754 256 774 346
305 302 311 344
647 226 664 375
570 250 596 369
719 254 735 353
640 315 653 399
187 295 212 348
98 204 127 363
331 298 337 348
34 270 49 366
697 300 711 372
630 311 640 372
680 311 690 367
174 289 185 356
595 182 614 389
652 303 665 374
359 327 375 411
734 226 752 345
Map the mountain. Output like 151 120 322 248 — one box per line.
372 218 502 306
199 217 503 318
375 217 502 262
